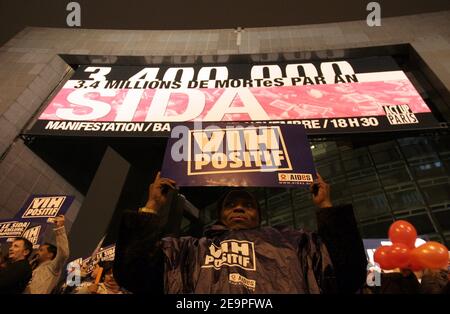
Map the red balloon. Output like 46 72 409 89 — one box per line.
410 242 449 269
389 243 411 268
408 259 424 272
374 246 396 270
388 220 417 248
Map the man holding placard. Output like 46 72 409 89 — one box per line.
114 170 367 293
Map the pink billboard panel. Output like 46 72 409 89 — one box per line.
39 79 430 122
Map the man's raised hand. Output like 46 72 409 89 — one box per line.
142 172 177 214
310 173 332 208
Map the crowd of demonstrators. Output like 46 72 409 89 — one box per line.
0 182 448 294
0 213 131 294
114 172 368 294
0 237 32 293
24 215 69 294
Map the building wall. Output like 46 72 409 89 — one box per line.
0 11 449 232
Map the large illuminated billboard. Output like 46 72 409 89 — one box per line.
28 56 440 137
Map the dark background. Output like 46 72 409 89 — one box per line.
2 0 450 46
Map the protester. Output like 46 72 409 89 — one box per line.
0 254 9 270
420 267 449 294
24 215 69 294
114 172 367 294
0 237 33 294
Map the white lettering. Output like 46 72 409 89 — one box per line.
66 2 81 27
57 89 114 120
204 88 269 121
146 89 205 121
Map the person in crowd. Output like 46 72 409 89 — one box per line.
114 172 367 294
420 267 449 294
0 237 33 294
0 254 9 270
24 215 69 294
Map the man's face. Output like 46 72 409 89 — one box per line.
37 245 53 264
8 240 29 262
220 191 260 230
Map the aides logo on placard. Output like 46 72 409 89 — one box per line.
202 240 256 271
383 104 418 125
229 273 256 291
188 126 292 175
278 173 313 185
22 196 66 219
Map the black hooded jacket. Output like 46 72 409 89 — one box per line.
114 204 367 294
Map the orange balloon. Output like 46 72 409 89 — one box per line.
388 220 417 248
410 241 449 269
374 246 396 270
389 243 411 268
